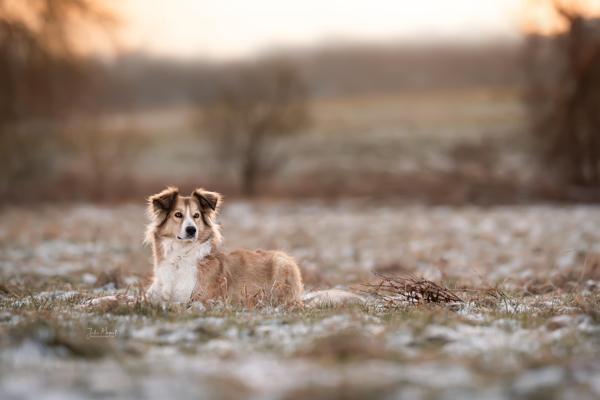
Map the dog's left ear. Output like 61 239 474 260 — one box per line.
192 188 222 213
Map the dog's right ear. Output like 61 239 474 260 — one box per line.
147 187 179 218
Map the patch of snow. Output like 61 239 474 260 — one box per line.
402 362 474 388
14 290 81 307
123 276 139 286
81 273 97 284
424 320 540 356
456 302 486 322
512 367 565 395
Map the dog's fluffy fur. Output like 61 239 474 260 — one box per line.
145 187 304 305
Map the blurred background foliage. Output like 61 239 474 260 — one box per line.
524 3 600 187
1 0 600 203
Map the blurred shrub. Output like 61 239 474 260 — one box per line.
0 124 60 198
199 60 310 196
524 5 600 187
60 120 147 200
0 0 115 201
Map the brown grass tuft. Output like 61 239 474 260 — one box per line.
523 252 600 295
297 330 389 362
364 273 463 306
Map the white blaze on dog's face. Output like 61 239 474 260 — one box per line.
172 197 202 241
147 187 221 244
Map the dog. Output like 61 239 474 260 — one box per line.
144 187 305 306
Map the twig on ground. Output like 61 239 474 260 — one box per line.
363 272 463 306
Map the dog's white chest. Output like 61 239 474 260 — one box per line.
151 240 211 303
155 256 197 303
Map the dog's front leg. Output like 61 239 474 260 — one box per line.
146 280 166 304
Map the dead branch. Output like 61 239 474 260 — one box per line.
363 272 463 306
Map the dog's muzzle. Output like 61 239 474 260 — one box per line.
177 225 197 240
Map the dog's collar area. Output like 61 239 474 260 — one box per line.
160 237 213 262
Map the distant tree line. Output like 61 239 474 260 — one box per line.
81 42 523 113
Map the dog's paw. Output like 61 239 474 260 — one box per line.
145 284 166 304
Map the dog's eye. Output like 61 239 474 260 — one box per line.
174 212 183 218
193 213 200 219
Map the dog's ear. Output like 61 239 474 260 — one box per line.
148 187 179 217
192 188 222 214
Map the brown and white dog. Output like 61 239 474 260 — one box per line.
144 187 305 306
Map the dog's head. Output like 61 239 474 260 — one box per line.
145 187 222 245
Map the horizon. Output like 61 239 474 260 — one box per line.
116 0 526 60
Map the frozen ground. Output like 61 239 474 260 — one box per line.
1 201 600 399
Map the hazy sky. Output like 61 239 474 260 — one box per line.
117 0 526 60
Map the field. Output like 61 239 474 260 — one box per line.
5 3 600 398
1 201 600 399
71 87 536 203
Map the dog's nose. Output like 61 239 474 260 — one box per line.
185 226 197 236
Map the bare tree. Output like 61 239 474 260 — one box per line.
0 0 115 198
524 1 600 186
201 61 310 196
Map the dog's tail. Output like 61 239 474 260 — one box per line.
302 289 365 308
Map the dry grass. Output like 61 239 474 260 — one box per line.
4 319 116 359
1 203 600 399
364 273 463 306
296 328 394 363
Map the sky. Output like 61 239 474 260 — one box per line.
116 0 526 60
